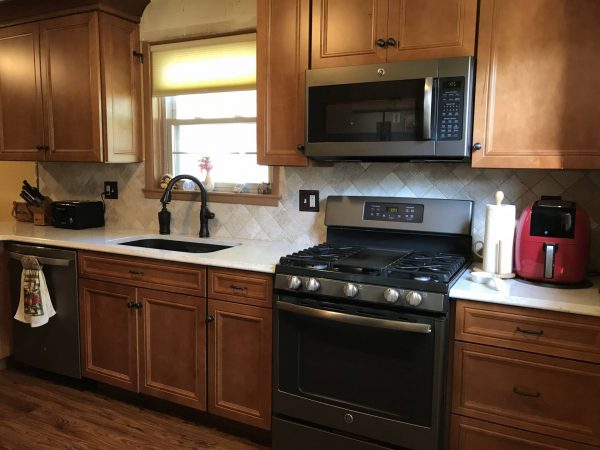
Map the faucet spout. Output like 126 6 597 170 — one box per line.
159 174 215 237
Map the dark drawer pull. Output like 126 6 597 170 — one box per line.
129 269 144 276
126 302 136 309
516 326 544 336
230 284 248 293
513 386 541 398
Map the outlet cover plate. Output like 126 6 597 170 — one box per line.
299 190 319 212
104 181 118 199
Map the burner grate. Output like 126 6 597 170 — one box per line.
279 244 362 270
385 252 466 283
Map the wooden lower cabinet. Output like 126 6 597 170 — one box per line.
451 300 600 449
79 279 139 391
207 298 272 430
139 289 206 410
80 279 207 410
451 415 598 450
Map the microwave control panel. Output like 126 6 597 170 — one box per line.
363 202 424 223
437 77 465 140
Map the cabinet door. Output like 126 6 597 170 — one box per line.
139 289 207 411
387 0 476 62
79 279 138 392
207 299 272 430
472 0 600 169
311 0 388 68
257 0 308 166
40 12 102 162
0 23 45 160
99 13 143 163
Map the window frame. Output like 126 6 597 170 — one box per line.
141 34 281 207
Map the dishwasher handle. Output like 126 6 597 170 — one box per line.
8 251 72 267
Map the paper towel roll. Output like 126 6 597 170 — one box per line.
478 192 516 277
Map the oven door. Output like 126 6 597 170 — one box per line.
273 295 448 450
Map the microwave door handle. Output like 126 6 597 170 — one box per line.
422 77 433 140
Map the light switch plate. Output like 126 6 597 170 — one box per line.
104 181 118 199
299 190 319 212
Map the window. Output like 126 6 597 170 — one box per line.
145 33 279 205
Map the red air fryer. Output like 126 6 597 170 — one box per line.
515 196 590 284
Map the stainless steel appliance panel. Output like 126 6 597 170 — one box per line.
8 243 81 378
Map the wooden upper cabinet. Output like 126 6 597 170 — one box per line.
0 23 45 160
99 13 143 163
257 0 309 166
311 0 476 68
311 0 388 67
472 0 600 169
0 11 142 162
40 13 102 162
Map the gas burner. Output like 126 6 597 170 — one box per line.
308 263 328 270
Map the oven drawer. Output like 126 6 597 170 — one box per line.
452 341 600 446
207 268 272 308
78 251 205 296
454 300 600 363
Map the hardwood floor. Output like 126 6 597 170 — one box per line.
0 368 267 449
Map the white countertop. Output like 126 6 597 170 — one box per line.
450 266 600 318
0 222 304 274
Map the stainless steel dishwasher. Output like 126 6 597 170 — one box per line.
8 243 81 378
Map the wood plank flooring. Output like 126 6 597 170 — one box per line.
0 369 267 449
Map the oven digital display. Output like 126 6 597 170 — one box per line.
363 202 424 223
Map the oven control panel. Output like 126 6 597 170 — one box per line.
363 202 424 223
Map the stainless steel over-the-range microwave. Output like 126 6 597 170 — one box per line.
305 56 474 161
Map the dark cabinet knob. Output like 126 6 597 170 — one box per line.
36 145 45 151
132 51 144 63
134 302 143 309
376 39 387 48
387 37 397 47
297 144 305 152
206 315 215 323
126 302 135 308
473 142 482 151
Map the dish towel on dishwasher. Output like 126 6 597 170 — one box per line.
14 256 56 327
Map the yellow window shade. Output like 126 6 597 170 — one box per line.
151 33 256 96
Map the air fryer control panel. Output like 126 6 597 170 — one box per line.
437 77 464 141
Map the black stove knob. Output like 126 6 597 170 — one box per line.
287 275 302 290
383 288 399 303
305 277 320 292
406 291 423 307
343 283 358 298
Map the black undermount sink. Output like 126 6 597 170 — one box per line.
119 238 233 253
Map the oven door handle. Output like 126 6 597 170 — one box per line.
277 301 432 334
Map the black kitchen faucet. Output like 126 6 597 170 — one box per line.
158 174 215 237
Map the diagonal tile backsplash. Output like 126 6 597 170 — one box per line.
39 161 600 270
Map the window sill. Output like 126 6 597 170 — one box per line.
143 188 280 207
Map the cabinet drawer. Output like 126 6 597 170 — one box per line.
207 268 272 308
452 341 600 446
455 300 600 363
451 415 598 450
79 251 205 296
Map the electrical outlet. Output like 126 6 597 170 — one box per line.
299 190 319 212
104 181 118 199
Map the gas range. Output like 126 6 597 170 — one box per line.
273 195 474 450
275 196 473 314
